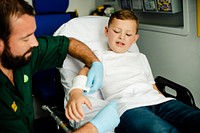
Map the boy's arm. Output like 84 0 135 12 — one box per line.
153 84 163 95
79 66 90 75
65 67 92 122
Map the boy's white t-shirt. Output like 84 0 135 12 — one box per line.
94 50 173 116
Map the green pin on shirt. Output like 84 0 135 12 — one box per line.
24 74 29 83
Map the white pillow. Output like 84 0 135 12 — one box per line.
54 16 109 51
53 16 139 96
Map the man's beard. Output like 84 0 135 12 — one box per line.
0 47 33 69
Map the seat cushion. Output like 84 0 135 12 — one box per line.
35 14 72 37
33 0 69 14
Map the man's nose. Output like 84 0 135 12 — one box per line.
30 35 39 47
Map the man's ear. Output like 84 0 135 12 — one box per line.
0 39 4 53
104 26 109 37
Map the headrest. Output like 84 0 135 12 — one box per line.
54 16 139 53
32 0 69 14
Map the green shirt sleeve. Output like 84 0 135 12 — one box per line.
31 36 69 73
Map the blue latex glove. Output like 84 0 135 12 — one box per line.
86 61 103 93
90 101 120 133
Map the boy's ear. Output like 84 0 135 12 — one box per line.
104 26 109 37
134 34 139 42
131 34 139 45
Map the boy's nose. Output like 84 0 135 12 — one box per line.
118 33 125 40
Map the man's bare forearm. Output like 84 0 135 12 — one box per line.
68 37 99 67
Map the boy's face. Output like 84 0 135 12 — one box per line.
105 18 139 53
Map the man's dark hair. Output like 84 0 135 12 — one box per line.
0 0 35 45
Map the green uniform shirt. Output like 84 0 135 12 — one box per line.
0 36 69 133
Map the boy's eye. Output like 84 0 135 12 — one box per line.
113 30 120 33
126 34 132 36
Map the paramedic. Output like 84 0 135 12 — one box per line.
0 0 103 133
66 10 200 133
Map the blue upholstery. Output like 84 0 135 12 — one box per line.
32 0 75 107
34 14 72 37
33 0 73 37
33 0 69 13
33 68 64 106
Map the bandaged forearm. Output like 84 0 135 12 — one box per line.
68 75 90 95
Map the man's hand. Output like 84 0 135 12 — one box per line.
86 61 103 93
65 89 92 122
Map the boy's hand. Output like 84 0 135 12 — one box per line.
65 89 92 122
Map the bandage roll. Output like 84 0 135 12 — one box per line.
68 75 90 95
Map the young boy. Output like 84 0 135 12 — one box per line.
66 10 200 133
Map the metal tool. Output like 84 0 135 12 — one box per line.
42 105 72 133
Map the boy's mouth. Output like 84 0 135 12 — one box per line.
116 42 125 46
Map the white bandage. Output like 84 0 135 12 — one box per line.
68 75 90 95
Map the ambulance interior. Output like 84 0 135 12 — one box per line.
23 0 200 132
